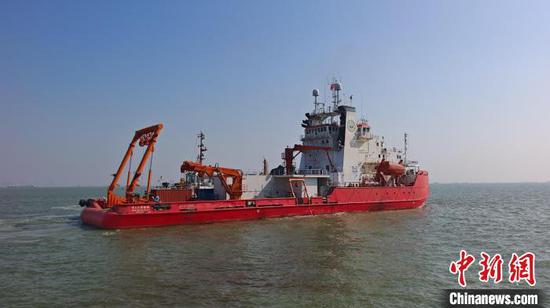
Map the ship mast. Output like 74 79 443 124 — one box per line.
330 80 342 110
197 131 207 165
403 132 408 164
312 88 321 113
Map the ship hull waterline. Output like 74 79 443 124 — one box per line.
81 173 429 229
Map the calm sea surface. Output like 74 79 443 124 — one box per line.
0 184 548 307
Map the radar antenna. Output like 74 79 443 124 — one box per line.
330 80 342 109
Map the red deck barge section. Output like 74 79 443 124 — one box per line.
81 172 428 229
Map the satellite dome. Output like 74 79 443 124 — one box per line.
312 89 319 97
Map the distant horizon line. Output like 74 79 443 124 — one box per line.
2 181 549 188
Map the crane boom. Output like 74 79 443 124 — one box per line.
181 160 243 200
107 124 163 205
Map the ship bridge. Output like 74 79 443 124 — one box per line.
299 81 406 186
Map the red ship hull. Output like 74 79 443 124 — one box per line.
81 172 429 229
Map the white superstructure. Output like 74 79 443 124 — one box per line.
298 81 404 186
209 80 416 199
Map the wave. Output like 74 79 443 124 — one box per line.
102 230 120 236
51 205 81 211
1 214 80 231
0 219 16 231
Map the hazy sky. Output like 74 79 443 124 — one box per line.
1 0 549 186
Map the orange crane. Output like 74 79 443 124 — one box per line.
107 124 163 206
180 160 243 200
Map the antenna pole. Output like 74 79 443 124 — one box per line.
404 132 408 164
361 97 364 120
312 89 321 113
314 95 317 112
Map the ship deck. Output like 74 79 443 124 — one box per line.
81 172 429 229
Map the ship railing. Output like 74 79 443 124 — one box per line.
269 169 328 176
270 169 285 176
243 170 261 175
338 182 363 187
297 169 327 175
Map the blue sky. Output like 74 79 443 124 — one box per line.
1 0 549 186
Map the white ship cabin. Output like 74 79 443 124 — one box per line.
235 81 412 200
